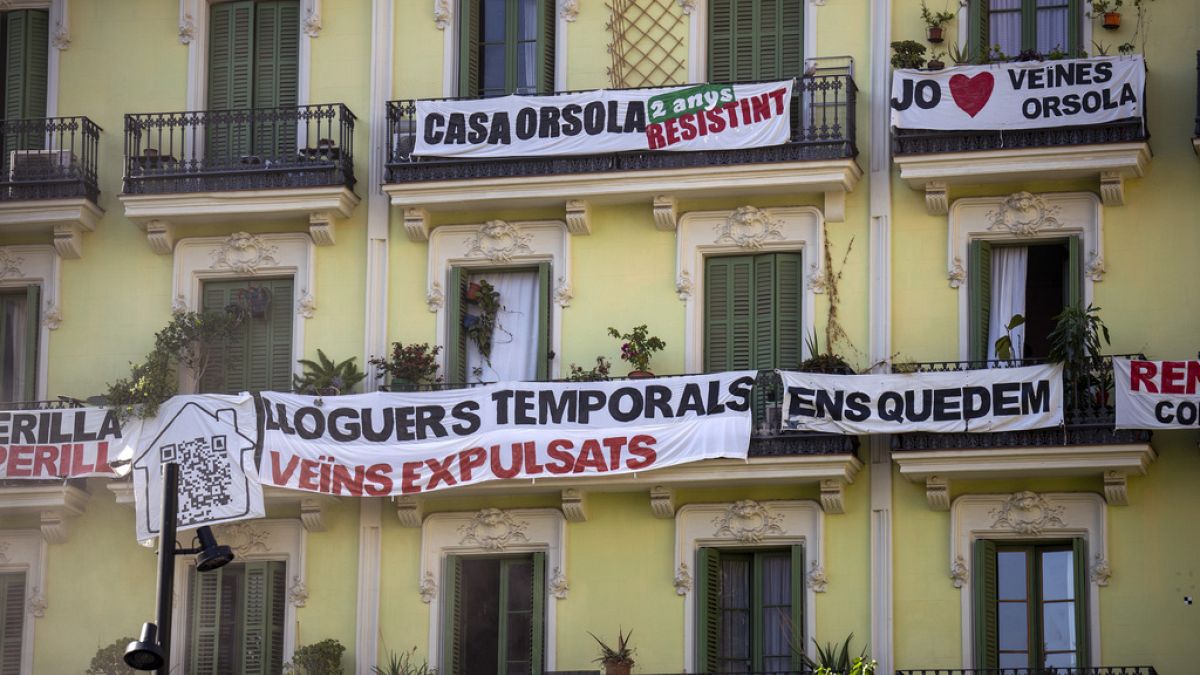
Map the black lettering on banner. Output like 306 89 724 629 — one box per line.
423 113 445 144
788 386 817 417
815 389 845 421
445 113 467 144
362 407 394 441
516 108 538 140
561 104 583 135
646 385 676 417
492 390 514 424
609 387 644 422
705 380 727 415
539 390 575 424
932 388 960 422
538 107 561 138
845 392 871 422
904 389 932 422
606 101 623 133
676 384 706 416
726 376 755 412
467 112 488 143
451 400 481 435
623 101 647 133
1021 380 1051 414
513 390 537 425
993 382 1021 415
1155 400 1174 424
328 408 360 442
583 101 605 135
878 391 904 422
1094 61 1112 83
488 113 511 144
295 407 325 440
963 386 991 422
580 390 606 423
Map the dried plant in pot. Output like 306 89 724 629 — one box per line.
590 628 635 675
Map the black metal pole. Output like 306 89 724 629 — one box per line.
155 462 179 675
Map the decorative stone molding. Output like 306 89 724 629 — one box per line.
925 181 949 215
673 563 692 595
650 486 675 518
39 512 70 545
564 200 591 235
949 193 1103 359
560 0 580 21
296 292 317 319
288 576 309 607
433 0 451 29
26 588 46 618
1099 170 1125 206
219 522 272 556
211 232 280 273
0 249 57 395
404 207 431 242
676 501 823 670
419 571 437 603
302 0 323 37
926 476 950 511
807 263 829 294
1090 555 1112 586
299 498 329 532
678 206 823 371
0 198 102 259
807 562 828 593
41 302 61 330
425 282 445 313
823 189 845 223
675 270 693 301
950 493 1106 668
653 195 679 231
561 489 588 522
1086 251 1107 282
395 496 424 528
146 220 175 255
0 530 45 673
819 479 846 514
422 509 566 671
1103 471 1128 506
677 0 696 14
171 295 188 315
0 250 23 278
554 278 573 308
308 212 336 246
465 220 535 262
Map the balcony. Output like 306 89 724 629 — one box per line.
891 356 1155 509
119 104 360 254
896 668 1157 675
384 69 861 240
0 116 103 259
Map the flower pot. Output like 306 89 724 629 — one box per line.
1102 11 1121 29
466 281 483 302
927 59 945 70
603 663 632 675
627 370 655 379
927 26 944 43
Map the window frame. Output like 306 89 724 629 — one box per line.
198 276 297 395
961 0 1090 63
441 0 566 97
684 0 817 85
0 530 45 675
0 246 58 402
445 263 552 384
0 0 63 121
442 552 546 675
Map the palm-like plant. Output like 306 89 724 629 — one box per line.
293 349 367 395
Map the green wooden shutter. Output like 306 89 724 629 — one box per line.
530 551 547 673
733 0 754 81
446 267 468 383
779 1 803 79
441 555 464 675
20 284 38 402
536 0 555 94
208 1 255 161
458 0 481 97
201 278 294 394
253 1 299 160
788 545 805 671
190 567 226 675
1066 0 1080 53
1072 538 1090 668
753 254 778 373
708 0 733 82
4 10 49 153
973 539 999 669
769 253 803 369
536 262 551 380
968 240 993 361
705 256 755 372
970 0 991 63
0 573 25 675
1066 235 1083 310
755 0 803 79
696 547 722 672
240 561 284 675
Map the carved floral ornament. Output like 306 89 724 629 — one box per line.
986 192 1063 236
712 500 785 543
216 522 271 555
714 206 785 250
458 508 530 551
464 220 535 263
210 232 280 274
0 250 25 280
988 491 1067 535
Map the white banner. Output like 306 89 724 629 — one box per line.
0 406 140 478
1115 358 1200 429
259 373 757 497
131 394 264 541
890 56 1144 130
415 80 794 158
780 364 1063 434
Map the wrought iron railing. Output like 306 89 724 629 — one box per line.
0 397 85 411
385 73 857 183
0 116 101 202
891 355 1149 451
122 104 356 194
893 118 1146 155
386 369 857 457
897 662 1156 667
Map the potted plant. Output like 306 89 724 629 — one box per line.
920 1 955 43
86 635 139 674
285 638 345 675
947 41 971 65
371 647 432 675
464 279 504 367
293 349 367 396
1047 44 1070 60
798 333 855 374
369 342 443 389
1091 0 1123 29
608 325 666 378
890 40 928 69
927 50 946 70
567 356 612 382
1048 304 1111 410
793 633 875 675
590 628 635 675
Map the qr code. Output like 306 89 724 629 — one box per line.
162 435 235 523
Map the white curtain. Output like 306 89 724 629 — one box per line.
987 246 1028 362
466 270 540 383
518 0 538 93
989 0 1023 58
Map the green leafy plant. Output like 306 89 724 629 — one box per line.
590 627 635 667
464 279 504 365
989 44 1011 61
371 647 433 675
948 41 971 64
890 40 928 69
815 656 878 675
799 332 856 374
293 349 367 395
927 49 947 68
797 633 872 674
1092 39 1112 55
993 314 1026 361
920 0 955 28
85 636 139 674
369 342 443 385
285 638 346 675
608 325 666 373
1048 304 1111 408
1089 0 1122 13
1047 44 1069 59
567 356 612 382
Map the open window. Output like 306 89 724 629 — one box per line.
187 560 287 674
969 0 1082 62
459 0 555 97
442 553 546 675
446 265 551 383
199 278 295 394
0 286 39 403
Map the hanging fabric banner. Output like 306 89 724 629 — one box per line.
258 372 757 497
890 56 1144 130
779 364 1063 434
0 406 141 479
130 394 264 541
1114 358 1200 429
414 80 794 158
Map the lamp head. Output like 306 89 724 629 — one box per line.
194 526 234 572
124 622 165 671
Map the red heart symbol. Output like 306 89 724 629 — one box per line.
949 72 994 118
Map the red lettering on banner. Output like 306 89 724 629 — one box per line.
523 441 544 475
664 117 680 145
401 461 423 494
425 455 458 489
298 459 320 491
0 447 6 471
94 442 112 474
1190 361 1200 395
626 434 658 469
489 444 523 479
1162 361 1185 394
331 464 364 496
545 439 575 474
646 124 665 150
459 447 487 481
270 451 301 485
364 463 394 496
33 445 56 478
601 436 627 470
574 439 608 473
72 443 91 475
1130 361 1157 392
8 446 31 477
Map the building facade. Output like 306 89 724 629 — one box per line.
0 0 1194 673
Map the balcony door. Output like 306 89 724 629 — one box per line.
458 0 555 97
970 0 1082 61
707 0 803 84
207 0 299 165
2 10 49 163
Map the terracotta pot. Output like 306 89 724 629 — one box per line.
1102 11 1121 29
927 59 945 70
627 370 655 379
466 281 483 302
927 25 944 43
604 663 633 675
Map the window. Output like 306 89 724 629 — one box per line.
0 287 38 403
446 265 551 383
708 0 803 83
442 553 546 675
969 237 1080 360
188 561 287 675
696 546 804 673
970 0 1081 61
207 0 299 160
199 278 295 394
2 9 48 154
974 539 1089 669
0 571 25 673
459 0 555 97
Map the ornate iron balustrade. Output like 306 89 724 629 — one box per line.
122 104 356 194
893 118 1146 155
891 355 1149 451
897 662 1156 667
0 116 101 203
385 74 857 183
0 398 85 411
387 369 857 458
